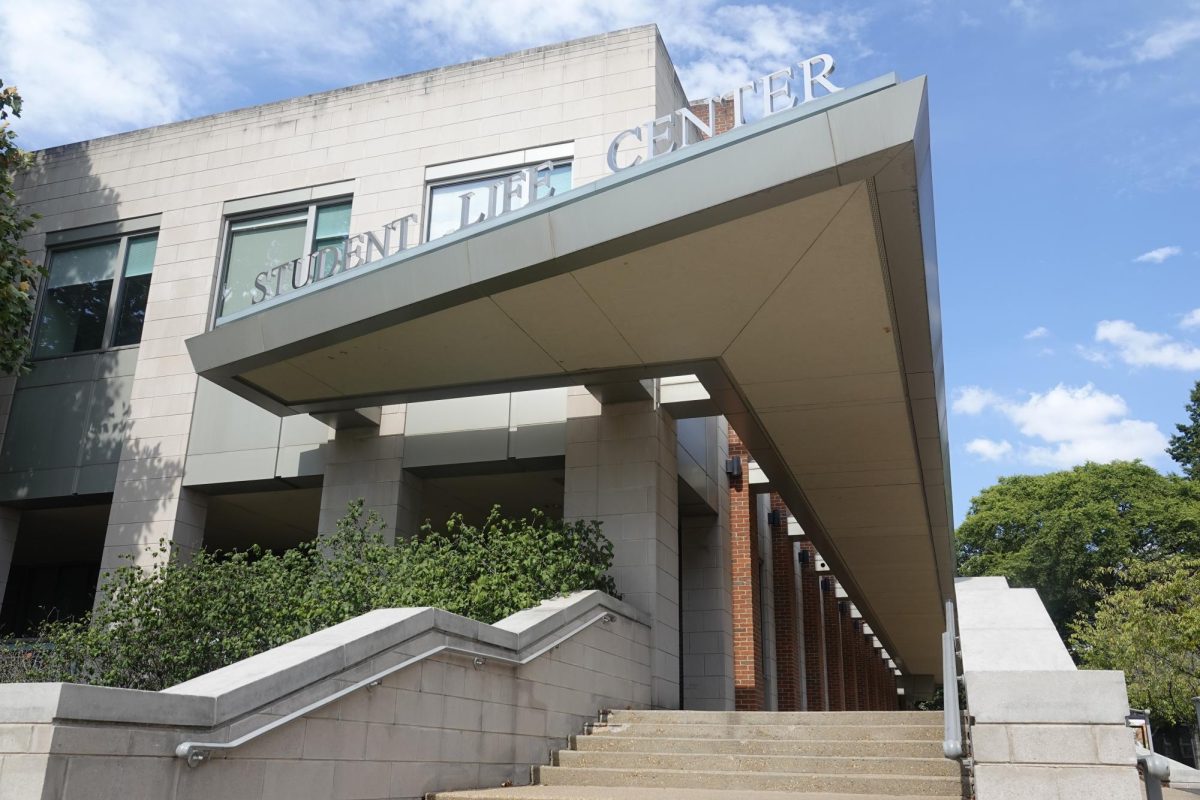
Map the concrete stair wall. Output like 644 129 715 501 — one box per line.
434 709 965 799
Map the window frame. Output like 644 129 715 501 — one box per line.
31 227 160 362
212 195 352 324
422 158 572 243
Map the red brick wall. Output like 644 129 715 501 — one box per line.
769 493 801 711
686 96 736 139
728 429 765 710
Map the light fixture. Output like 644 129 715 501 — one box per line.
724 456 742 477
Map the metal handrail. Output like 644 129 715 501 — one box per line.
942 599 964 760
175 610 617 767
1137 744 1170 800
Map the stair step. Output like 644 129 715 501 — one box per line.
433 786 960 800
606 710 942 726
572 734 944 759
436 786 960 796
589 722 942 741
555 750 961 777
535 765 962 796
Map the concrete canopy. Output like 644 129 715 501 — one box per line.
187 75 953 677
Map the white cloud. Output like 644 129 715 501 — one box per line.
965 438 1012 461
1095 319 1200 370
1076 344 1111 366
1024 326 1050 340
0 0 872 147
1070 15 1200 74
1006 0 1048 27
951 386 1001 415
959 384 1167 469
1134 245 1183 264
1181 308 1200 330
1008 384 1168 468
1134 17 1200 62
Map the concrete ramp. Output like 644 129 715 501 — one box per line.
955 577 1141 799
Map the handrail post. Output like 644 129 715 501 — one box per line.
1137 746 1170 800
942 599 964 761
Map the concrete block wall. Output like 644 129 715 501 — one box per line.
0 590 650 800
956 576 1141 799
679 511 734 710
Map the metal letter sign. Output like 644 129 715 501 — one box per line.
606 54 841 173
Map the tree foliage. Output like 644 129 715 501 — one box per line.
17 502 617 691
0 80 41 375
1071 556 1200 725
956 461 1200 635
1167 380 1200 480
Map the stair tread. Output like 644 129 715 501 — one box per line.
542 766 958 782
435 787 957 800
576 735 942 744
564 753 955 767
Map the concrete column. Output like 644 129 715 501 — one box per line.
755 493 778 711
799 541 828 710
841 606 860 710
564 389 680 708
0 506 18 613
100 209 215 575
680 512 734 710
770 493 801 711
318 429 421 543
822 577 845 710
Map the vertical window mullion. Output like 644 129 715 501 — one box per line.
304 203 318 253
99 235 129 349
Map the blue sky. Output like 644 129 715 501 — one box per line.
2 0 1198 523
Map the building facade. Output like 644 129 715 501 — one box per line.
3 25 947 712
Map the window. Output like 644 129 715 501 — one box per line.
219 200 351 319
426 161 571 241
34 233 158 359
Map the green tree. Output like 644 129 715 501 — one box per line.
956 461 1200 635
0 80 42 375
1071 556 1200 725
14 502 617 691
1167 380 1200 479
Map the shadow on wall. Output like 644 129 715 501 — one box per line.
0 143 183 633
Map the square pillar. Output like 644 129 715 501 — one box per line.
680 510 734 710
770 493 802 711
565 389 680 709
822 577 845 710
799 540 828 710
318 428 421 542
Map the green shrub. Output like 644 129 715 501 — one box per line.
16 503 616 691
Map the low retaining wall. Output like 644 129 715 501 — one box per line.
0 590 651 800
956 576 1140 799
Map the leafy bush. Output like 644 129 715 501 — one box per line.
1070 556 1200 725
15 503 616 691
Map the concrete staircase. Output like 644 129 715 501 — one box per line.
434 710 965 799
